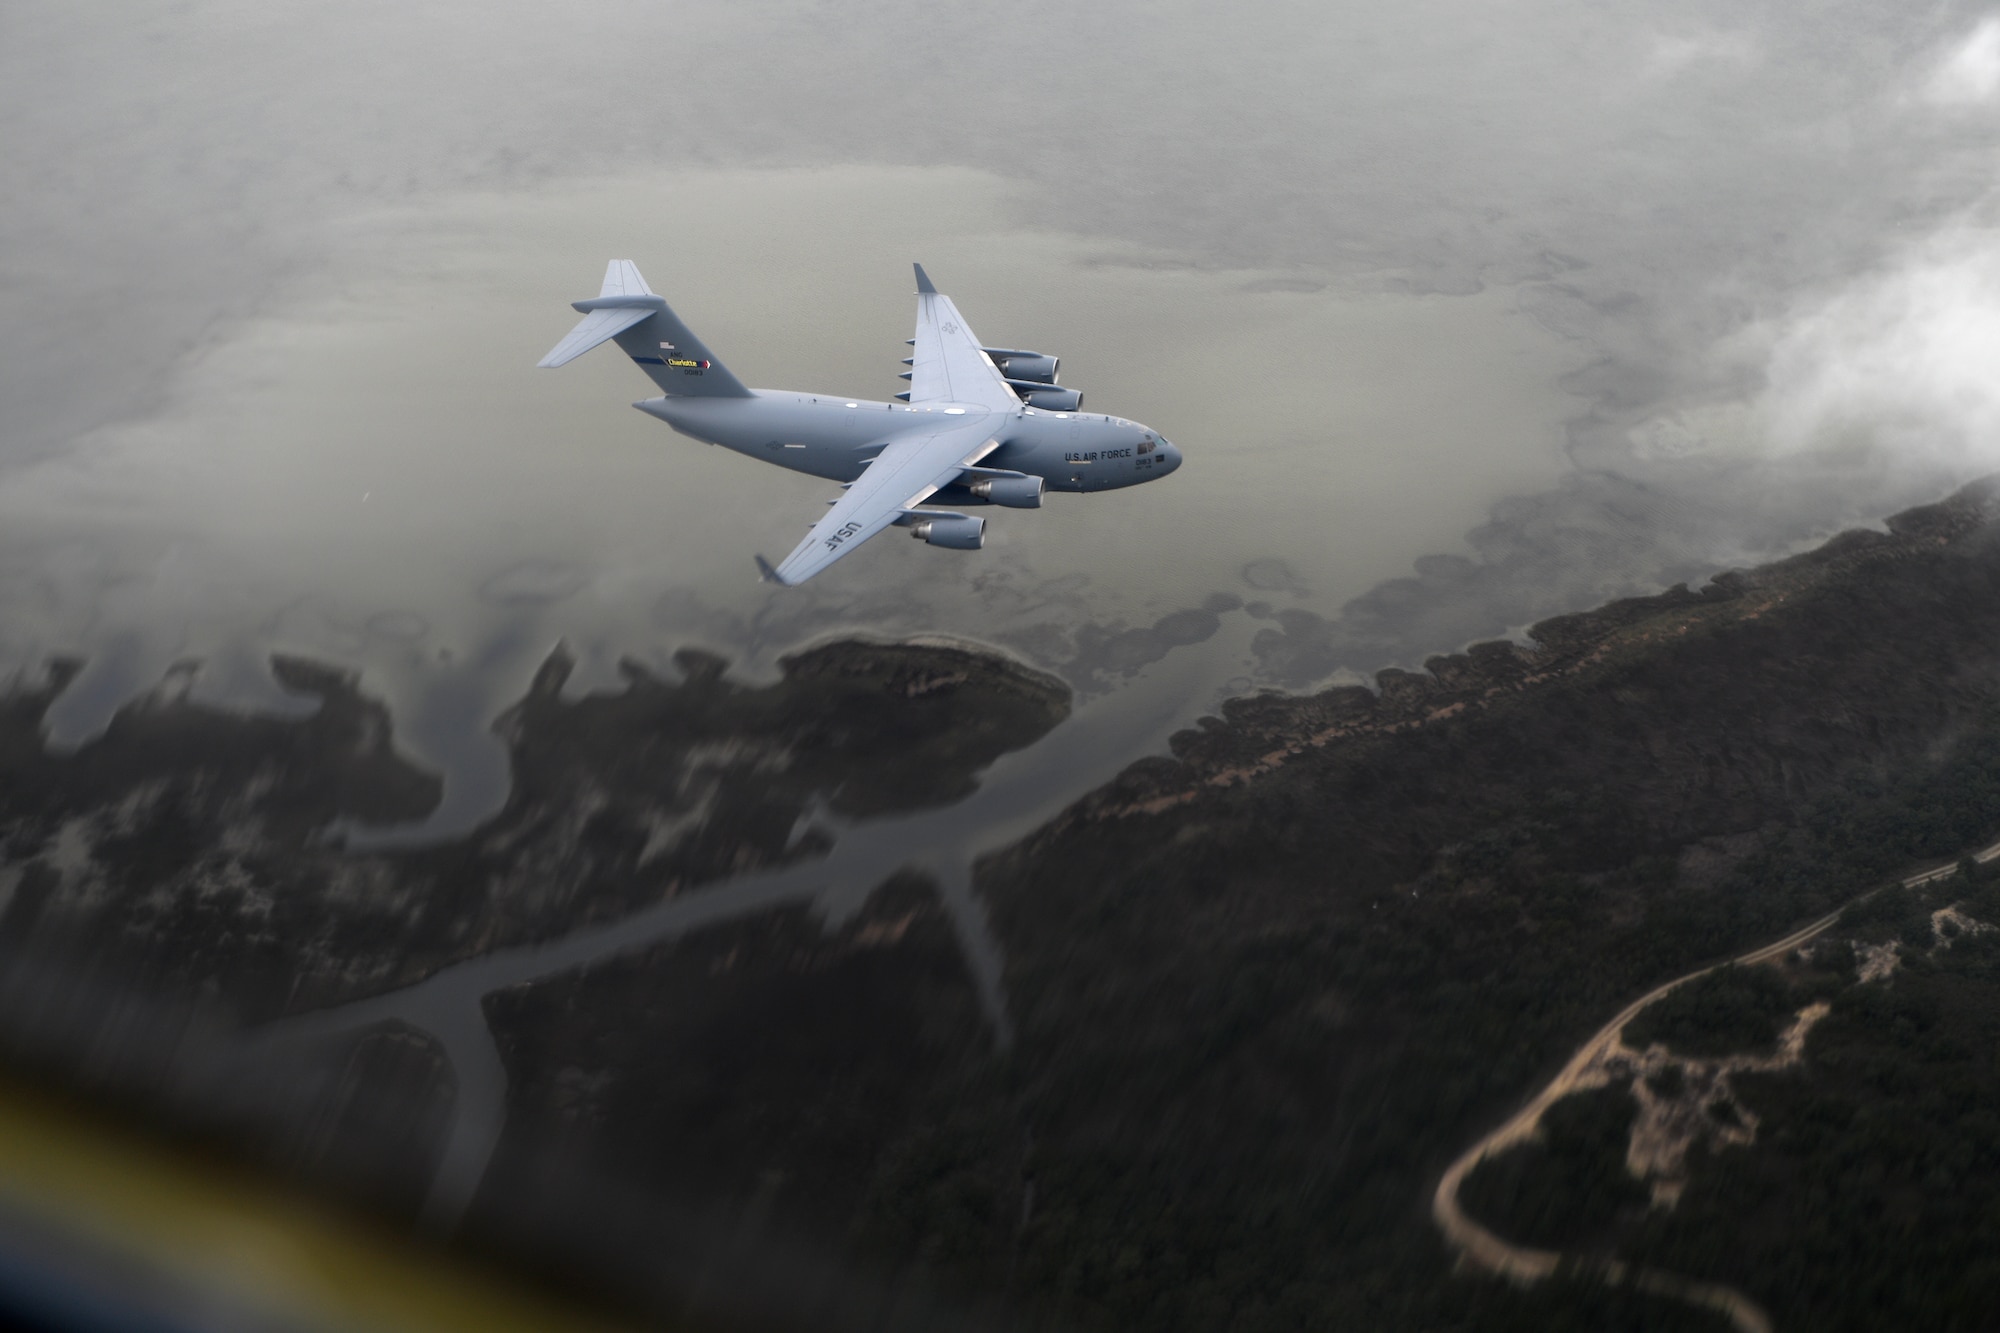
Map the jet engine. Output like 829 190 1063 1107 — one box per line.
968 474 1045 508
1009 382 1083 411
909 515 986 549
985 349 1059 383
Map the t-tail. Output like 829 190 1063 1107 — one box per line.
537 260 751 397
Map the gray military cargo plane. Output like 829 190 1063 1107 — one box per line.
539 260 1183 585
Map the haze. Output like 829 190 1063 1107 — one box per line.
4 0 1999 829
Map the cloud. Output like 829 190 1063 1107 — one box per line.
1624 210 2000 476
1624 208 2000 472
1761 218 2000 469
1242 201 2000 690
1922 17 2000 106
1643 29 1761 80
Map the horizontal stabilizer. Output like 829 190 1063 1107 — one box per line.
536 258 752 396
539 258 662 367
538 305 654 368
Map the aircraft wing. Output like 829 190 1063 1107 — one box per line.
906 264 1021 411
764 417 999 585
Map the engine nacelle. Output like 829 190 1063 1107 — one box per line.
1009 381 1083 411
909 515 986 549
969 474 1045 509
987 350 1059 384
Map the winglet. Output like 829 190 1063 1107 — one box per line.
754 554 787 586
914 262 937 295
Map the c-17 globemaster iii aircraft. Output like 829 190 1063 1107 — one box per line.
539 260 1183 585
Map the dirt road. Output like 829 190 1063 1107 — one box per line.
1431 837 2000 1332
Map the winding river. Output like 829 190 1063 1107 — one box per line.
245 621 1259 1227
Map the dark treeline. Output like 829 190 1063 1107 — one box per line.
1456 1087 1650 1252
1625 963 1821 1057
1636 866 2000 1331
940 716 2000 1331
15 491 2000 1331
1451 862 2000 1332
915 486 2000 1330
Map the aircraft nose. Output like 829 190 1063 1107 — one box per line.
1163 442 1183 473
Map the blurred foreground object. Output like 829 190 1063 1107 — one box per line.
0 1073 639 1333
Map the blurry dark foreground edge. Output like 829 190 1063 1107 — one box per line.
0 942 1021 1333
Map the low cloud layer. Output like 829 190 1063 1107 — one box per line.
1239 190 2000 687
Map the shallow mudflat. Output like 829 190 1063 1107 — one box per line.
0 637 1068 1022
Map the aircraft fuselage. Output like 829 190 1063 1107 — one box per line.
637 391 1183 497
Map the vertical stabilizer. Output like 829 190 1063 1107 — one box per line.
537 261 752 396
599 259 653 299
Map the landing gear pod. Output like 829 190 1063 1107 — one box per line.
909 515 986 549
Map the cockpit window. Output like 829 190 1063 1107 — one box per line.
1138 437 1156 455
